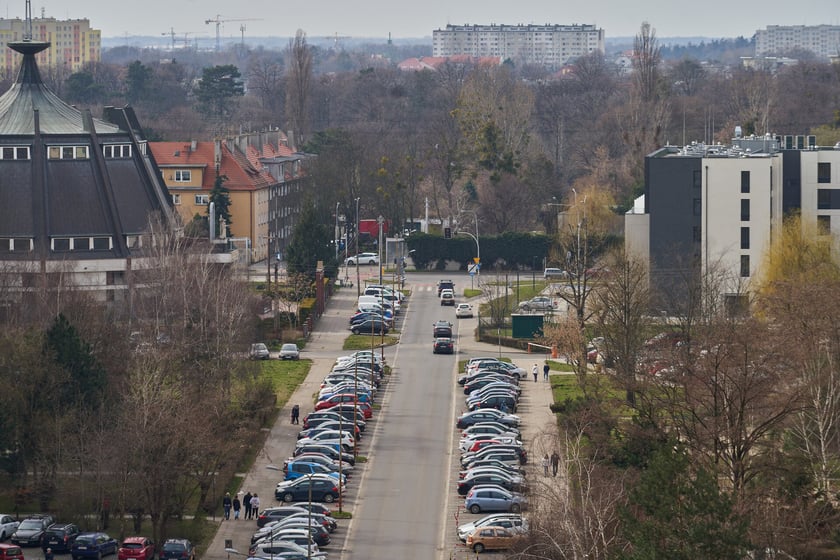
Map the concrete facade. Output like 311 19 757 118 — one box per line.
0 17 100 74
755 24 840 60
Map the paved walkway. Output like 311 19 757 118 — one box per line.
203 272 560 560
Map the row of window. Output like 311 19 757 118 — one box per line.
0 144 134 160
0 236 112 252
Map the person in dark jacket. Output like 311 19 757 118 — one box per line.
222 492 232 520
243 491 253 520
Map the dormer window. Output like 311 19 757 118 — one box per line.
47 145 89 159
0 146 30 160
175 170 192 182
103 144 132 158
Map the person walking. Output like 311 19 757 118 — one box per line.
541 454 550 476
543 363 550 381
44 549 54 560
532 364 539 382
232 495 241 520
243 491 252 520
291 404 300 424
222 492 232 520
550 450 560 477
250 493 260 520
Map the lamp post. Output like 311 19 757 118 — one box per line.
355 197 361 297
334 202 340 261
456 230 480 290
377 215 385 286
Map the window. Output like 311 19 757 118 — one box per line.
741 227 750 249
74 237 90 251
93 237 111 251
741 170 750 193
818 215 831 236
692 226 701 242
740 255 750 277
171 194 181 205
47 145 89 159
52 238 71 252
103 144 132 158
818 162 831 184
0 146 30 159
693 170 702 189
174 170 192 182
195 194 209 205
741 199 750 221
693 198 701 216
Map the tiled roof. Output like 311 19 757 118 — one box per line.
150 141 277 191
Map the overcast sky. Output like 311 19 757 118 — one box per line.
8 0 840 41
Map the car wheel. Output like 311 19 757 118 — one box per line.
323 493 335 503
368 260 376 265
469 504 481 514
283 492 294 502
351 328 359 335
510 503 521 513
473 544 485 553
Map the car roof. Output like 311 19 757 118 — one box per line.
121 537 150 544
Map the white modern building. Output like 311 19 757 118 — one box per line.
432 24 604 68
626 134 840 312
755 25 840 59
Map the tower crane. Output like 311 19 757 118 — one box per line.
323 32 351 50
162 28 198 50
205 15 260 52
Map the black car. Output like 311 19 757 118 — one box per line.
159 540 194 560
11 515 54 547
42 523 81 553
292 443 355 465
437 279 454 296
433 337 454 354
254 506 307 529
350 319 389 335
433 320 452 338
274 475 341 503
456 410 520 429
349 312 385 325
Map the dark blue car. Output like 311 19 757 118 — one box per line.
71 533 118 560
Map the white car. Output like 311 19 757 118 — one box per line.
345 252 379 266
0 514 19 540
455 303 473 318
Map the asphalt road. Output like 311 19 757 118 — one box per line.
342 278 460 560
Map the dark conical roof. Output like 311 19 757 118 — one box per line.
0 40 120 135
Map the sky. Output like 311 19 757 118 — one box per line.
6 0 840 41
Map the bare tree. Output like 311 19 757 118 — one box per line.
632 22 662 104
286 30 313 147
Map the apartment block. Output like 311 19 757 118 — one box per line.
755 24 840 59
0 17 100 75
626 134 840 312
432 24 604 68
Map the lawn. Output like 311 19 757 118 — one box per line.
343 333 400 350
260 359 312 406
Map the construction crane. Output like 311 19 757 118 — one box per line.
161 28 198 50
324 32 351 50
205 15 260 52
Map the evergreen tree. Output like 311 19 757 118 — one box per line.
285 199 333 279
45 314 106 405
208 172 232 237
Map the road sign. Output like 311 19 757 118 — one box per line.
468 264 477 275
473 257 480 264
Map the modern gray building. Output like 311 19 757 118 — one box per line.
626 134 840 312
432 24 605 68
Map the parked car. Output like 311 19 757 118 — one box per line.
274 475 341 503
158 540 194 560
284 461 346 484
440 289 455 306
518 296 554 312
456 409 520 429
250 530 322 556
464 487 527 514
117 537 155 560
350 319 389 335
255 506 308 528
292 444 355 466
465 525 525 553
0 544 24 560
279 343 300 360
344 252 379 266
433 337 454 354
42 524 81 553
433 320 453 338
249 343 270 360
249 541 325 559
70 533 118 560
0 516 19 541
457 513 526 542
543 267 568 280
11 515 54 547
455 303 473 318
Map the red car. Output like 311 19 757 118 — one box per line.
0 544 24 560
314 395 373 418
118 537 155 560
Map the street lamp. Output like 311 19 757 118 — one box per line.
377 215 385 286
355 197 361 298
334 202 340 261
456 230 480 290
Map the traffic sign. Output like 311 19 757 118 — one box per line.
473 257 480 264
468 264 477 274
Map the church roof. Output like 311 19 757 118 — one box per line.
0 41 120 135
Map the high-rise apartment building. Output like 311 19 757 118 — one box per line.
755 25 840 59
432 24 604 68
0 17 101 75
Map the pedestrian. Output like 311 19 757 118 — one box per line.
243 491 252 520
543 363 550 381
550 450 560 477
45 549 54 560
541 454 550 476
222 492 232 520
232 495 241 520
532 364 539 382
250 493 260 520
291 404 300 424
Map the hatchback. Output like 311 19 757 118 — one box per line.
42 524 81 553
440 290 455 306
455 303 473 318
0 544 24 560
70 533 118 560
249 343 270 360
274 475 341 503
466 525 525 553
457 513 526 542
279 344 300 360
350 319 389 335
117 538 154 560
0 516 19 542
158 540 194 560
465 487 527 514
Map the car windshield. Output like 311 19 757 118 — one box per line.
162 544 185 553
75 536 96 545
281 344 297 351
18 520 42 530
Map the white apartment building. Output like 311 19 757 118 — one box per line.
755 25 840 59
432 24 605 68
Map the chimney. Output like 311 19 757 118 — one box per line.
190 140 197 152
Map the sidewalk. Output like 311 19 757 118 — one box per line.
203 273 560 560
